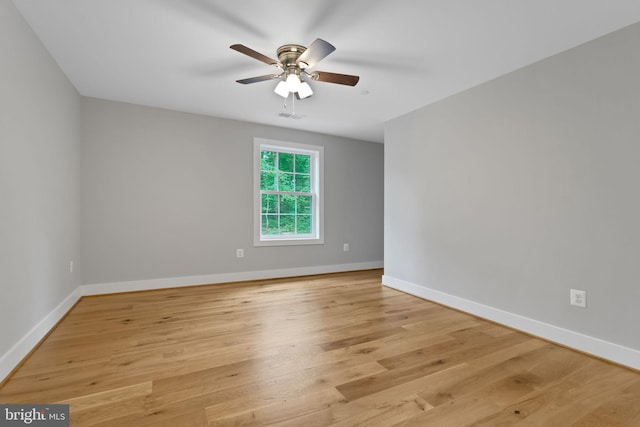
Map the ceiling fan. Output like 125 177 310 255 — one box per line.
230 38 359 99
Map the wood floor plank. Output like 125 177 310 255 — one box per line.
1 269 639 426
468 359 639 426
207 388 346 426
336 327 532 401
319 326 408 351
59 381 152 412
572 378 640 426
201 360 387 423
280 365 468 427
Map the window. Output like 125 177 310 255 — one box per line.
254 138 324 246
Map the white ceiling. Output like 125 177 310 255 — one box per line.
11 0 640 143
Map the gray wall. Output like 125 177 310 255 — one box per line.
81 98 383 285
0 0 81 356
385 22 640 350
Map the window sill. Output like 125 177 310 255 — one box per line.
254 237 324 247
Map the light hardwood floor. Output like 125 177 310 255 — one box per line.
1 269 639 426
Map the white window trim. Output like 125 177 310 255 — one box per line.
254 138 324 247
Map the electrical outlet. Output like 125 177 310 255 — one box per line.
236 249 244 258
69 260 74 273
343 243 349 252
570 289 586 308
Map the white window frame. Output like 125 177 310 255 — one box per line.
254 138 324 246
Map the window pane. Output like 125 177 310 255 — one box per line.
260 171 277 191
297 215 312 234
295 154 310 173
261 150 277 171
297 196 312 215
256 140 322 244
278 172 294 192
261 194 278 214
295 174 310 192
280 215 295 233
262 215 279 235
279 195 296 214
278 153 294 172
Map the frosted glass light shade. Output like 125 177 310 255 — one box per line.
298 82 313 99
274 81 289 97
286 74 302 92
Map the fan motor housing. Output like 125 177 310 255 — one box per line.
277 44 307 70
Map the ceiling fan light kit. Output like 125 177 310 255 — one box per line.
230 38 359 101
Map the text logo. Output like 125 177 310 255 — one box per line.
0 405 69 426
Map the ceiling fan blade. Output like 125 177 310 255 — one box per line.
230 44 279 66
312 71 359 86
236 74 280 84
297 38 335 68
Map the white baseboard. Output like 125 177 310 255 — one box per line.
382 274 640 371
82 261 384 296
0 261 383 383
0 287 83 383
